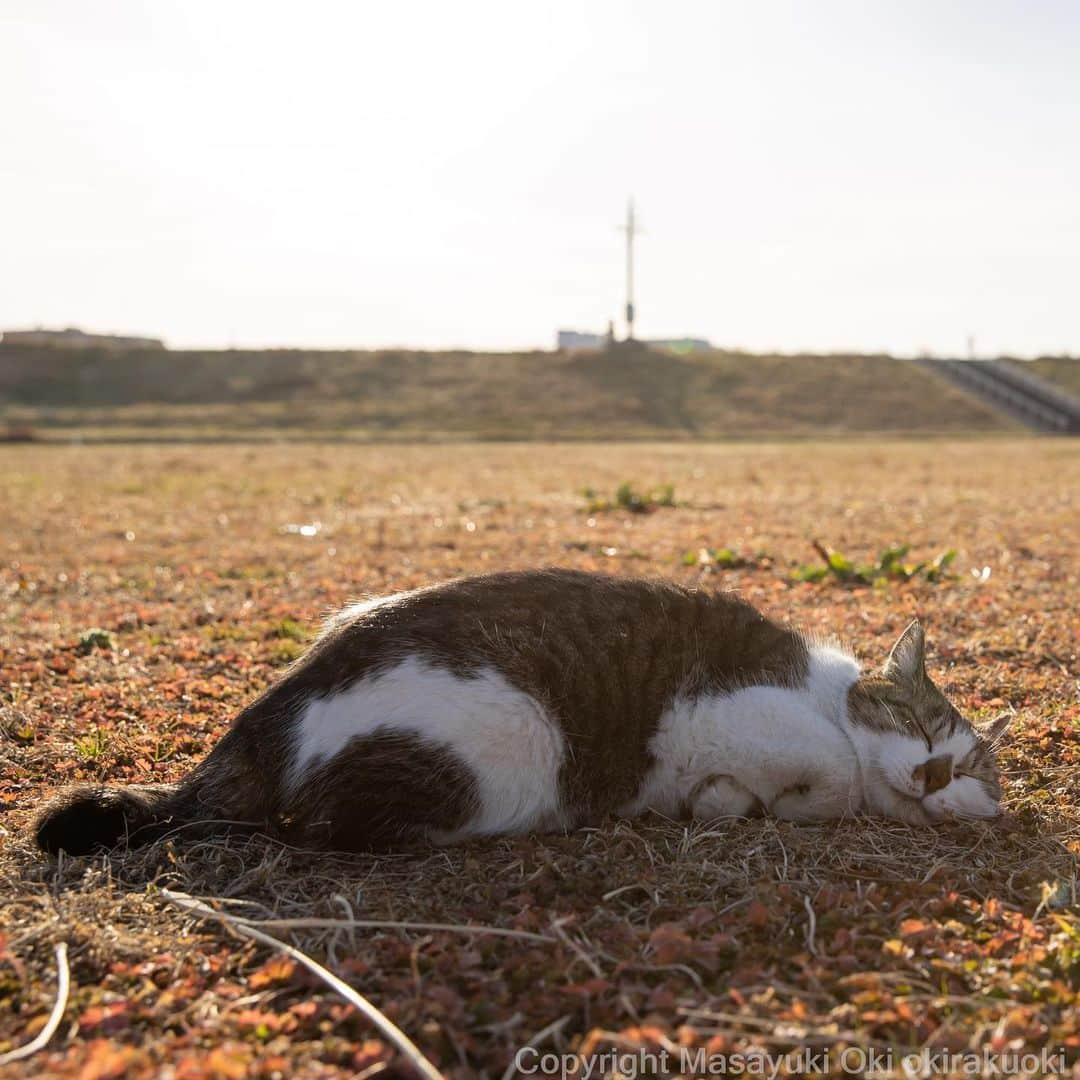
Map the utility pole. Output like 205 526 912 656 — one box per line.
618 199 641 342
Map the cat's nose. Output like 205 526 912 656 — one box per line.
913 754 953 795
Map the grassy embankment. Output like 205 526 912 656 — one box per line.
0 345 1016 441
1015 357 1080 396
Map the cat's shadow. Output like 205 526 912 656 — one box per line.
12 808 1071 920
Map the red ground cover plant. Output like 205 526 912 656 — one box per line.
0 441 1076 1078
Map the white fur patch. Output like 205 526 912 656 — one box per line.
934 729 980 766
805 644 861 723
923 774 998 820
624 668 863 823
289 657 568 840
873 731 934 800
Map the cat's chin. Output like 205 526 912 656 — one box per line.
879 787 1001 825
874 787 938 825
923 778 1002 822
922 799 1001 822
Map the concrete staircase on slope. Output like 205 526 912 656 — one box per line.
918 358 1080 434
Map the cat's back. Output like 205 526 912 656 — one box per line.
318 567 790 694
291 569 808 820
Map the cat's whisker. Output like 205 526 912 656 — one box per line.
880 700 902 734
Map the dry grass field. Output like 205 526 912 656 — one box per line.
0 440 1077 1078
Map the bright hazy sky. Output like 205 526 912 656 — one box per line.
2 1 1077 355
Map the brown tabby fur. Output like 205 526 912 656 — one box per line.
36 569 812 853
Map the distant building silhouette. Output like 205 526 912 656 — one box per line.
556 328 712 354
1 326 165 350
557 329 607 352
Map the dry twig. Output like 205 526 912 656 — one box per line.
162 890 445 1080
0 942 70 1067
223 913 555 945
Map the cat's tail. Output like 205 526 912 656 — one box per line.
35 720 276 856
34 783 194 855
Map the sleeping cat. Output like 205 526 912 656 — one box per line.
34 569 1010 856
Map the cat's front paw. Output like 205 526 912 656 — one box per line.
686 774 763 821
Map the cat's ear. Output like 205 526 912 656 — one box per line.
882 620 926 686
979 712 1014 746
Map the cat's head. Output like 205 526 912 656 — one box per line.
848 621 1011 824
